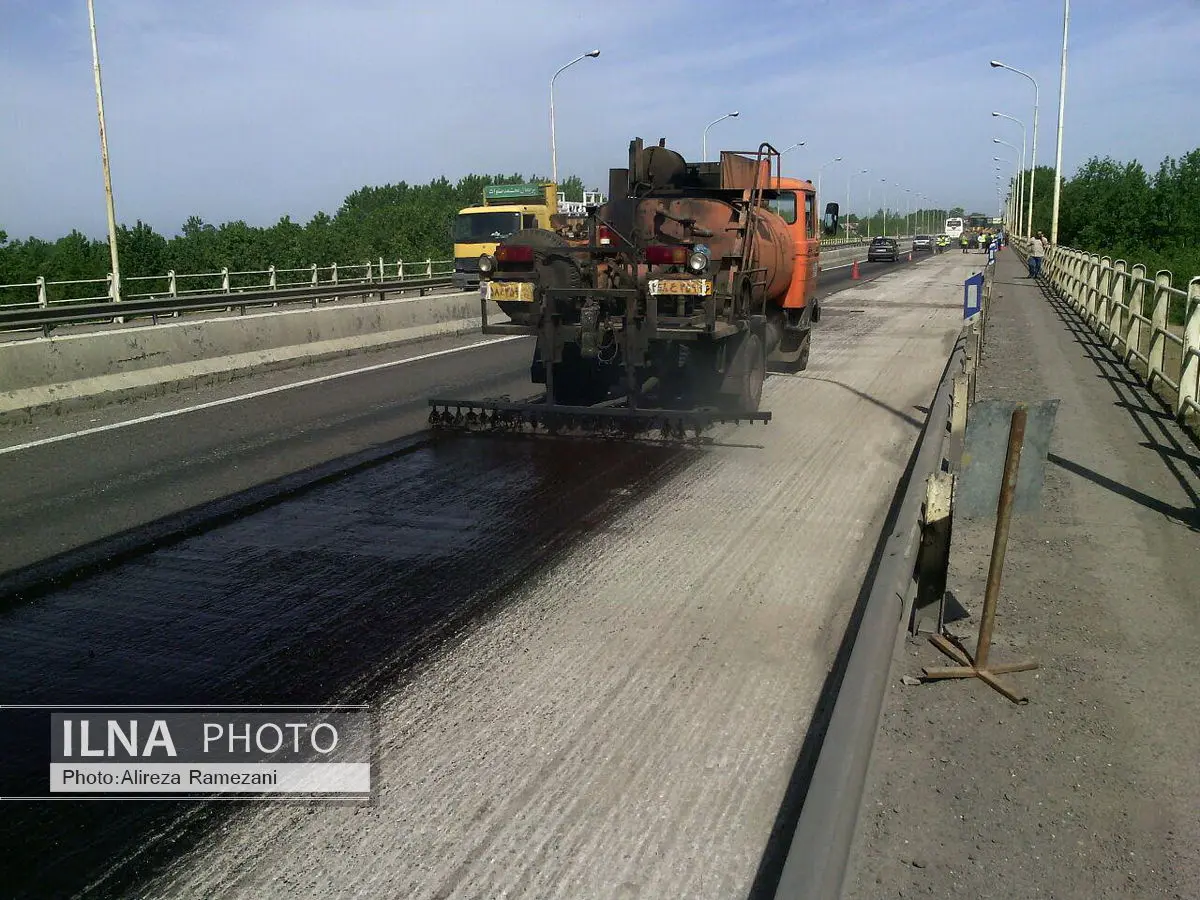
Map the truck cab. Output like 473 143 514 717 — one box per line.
763 176 823 324
452 184 604 290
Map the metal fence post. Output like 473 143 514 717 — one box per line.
1128 264 1146 364
1096 257 1112 341
1180 277 1200 419
1108 260 1126 352
1074 252 1087 309
311 264 318 287
36 276 48 308
1149 270 1171 387
1085 255 1100 325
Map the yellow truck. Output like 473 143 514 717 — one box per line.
452 183 602 290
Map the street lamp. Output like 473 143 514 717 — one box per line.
1050 0 1070 246
991 58 1039 238
816 156 842 203
781 141 806 154
87 0 121 303
993 112 1027 235
702 111 739 163
550 49 600 184
877 178 888 238
993 140 1020 234
846 168 868 241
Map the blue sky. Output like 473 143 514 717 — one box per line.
2 0 1197 240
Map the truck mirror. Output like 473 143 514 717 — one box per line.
822 202 840 236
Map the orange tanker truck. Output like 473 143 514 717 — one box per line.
428 137 840 438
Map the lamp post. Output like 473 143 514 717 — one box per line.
550 49 600 185
995 152 1018 233
992 141 1020 221
87 0 121 303
905 189 913 236
993 139 1020 232
846 168 868 241
702 111 739 163
991 58 1039 238
1050 0 1070 246
780 141 805 175
816 156 841 203
879 178 888 238
992 112 1026 235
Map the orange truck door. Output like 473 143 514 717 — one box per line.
780 184 818 311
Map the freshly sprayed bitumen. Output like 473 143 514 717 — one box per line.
0 436 692 897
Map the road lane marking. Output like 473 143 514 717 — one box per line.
0 335 527 456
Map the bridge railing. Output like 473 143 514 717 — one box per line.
0 259 456 309
1012 236 1200 422
0 238 894 308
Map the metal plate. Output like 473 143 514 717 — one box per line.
956 399 1060 519
647 279 712 296
482 281 534 302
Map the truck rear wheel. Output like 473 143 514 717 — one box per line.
494 228 582 327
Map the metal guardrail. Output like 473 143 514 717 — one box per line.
0 275 455 335
1012 237 1200 420
0 258 456 309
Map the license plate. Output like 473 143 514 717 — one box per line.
483 281 534 302
647 279 712 296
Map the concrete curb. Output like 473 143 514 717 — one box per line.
771 331 968 899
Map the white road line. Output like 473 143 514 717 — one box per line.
0 335 526 456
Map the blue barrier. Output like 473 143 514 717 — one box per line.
963 272 984 320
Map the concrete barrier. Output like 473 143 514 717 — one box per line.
0 291 509 425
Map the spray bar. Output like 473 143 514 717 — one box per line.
428 396 770 439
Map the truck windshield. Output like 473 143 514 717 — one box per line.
453 212 521 243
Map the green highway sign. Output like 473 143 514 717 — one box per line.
484 183 545 201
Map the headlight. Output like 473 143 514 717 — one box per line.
687 250 709 273
478 254 495 274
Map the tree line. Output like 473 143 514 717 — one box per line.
1010 147 1200 292
0 174 588 303
2 147 1198 303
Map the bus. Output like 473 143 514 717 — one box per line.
944 217 964 238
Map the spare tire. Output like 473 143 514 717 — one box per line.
493 228 583 327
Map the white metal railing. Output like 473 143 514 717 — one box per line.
0 258 455 310
1013 236 1200 421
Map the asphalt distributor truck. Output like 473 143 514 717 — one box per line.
429 138 840 439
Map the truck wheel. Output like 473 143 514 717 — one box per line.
495 228 583 326
718 331 765 413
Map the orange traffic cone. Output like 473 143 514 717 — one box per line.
851 259 860 280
